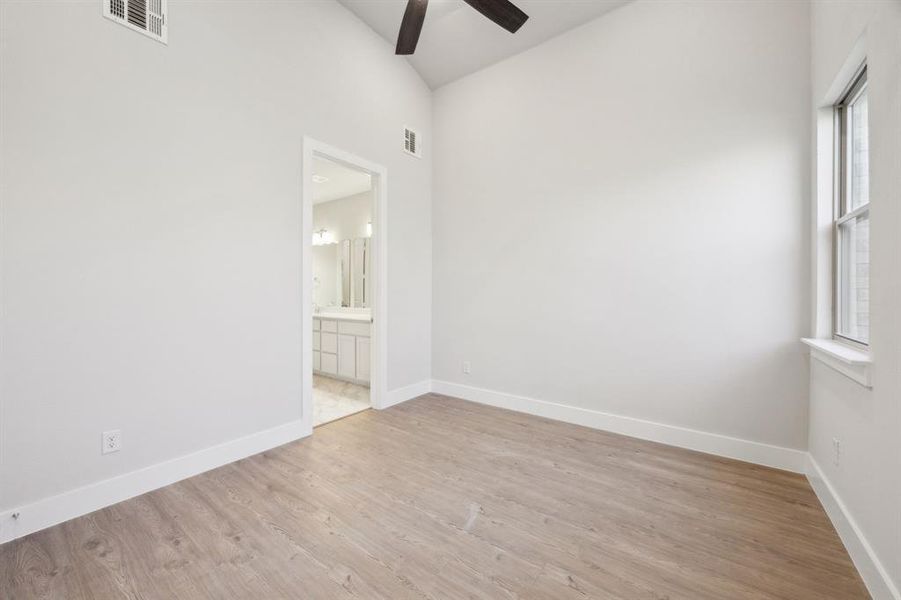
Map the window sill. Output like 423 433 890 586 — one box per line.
801 338 872 388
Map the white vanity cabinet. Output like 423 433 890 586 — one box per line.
312 316 371 385
337 334 356 379
355 336 370 381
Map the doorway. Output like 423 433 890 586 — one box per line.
302 138 387 432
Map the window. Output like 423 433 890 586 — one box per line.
834 66 869 346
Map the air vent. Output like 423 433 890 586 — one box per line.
104 0 167 44
404 126 422 158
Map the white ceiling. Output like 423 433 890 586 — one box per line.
336 0 631 89
313 157 372 204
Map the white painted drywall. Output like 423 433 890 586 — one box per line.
432 0 811 450
0 0 432 512
808 1 901 595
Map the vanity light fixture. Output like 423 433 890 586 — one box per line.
313 229 335 246
312 174 329 184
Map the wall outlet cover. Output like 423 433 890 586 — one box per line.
102 430 122 454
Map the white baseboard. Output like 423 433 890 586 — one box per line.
430 380 807 473
5 382 893 600
381 379 432 409
0 419 309 545
431 380 901 597
0 378 431 545
806 456 900 600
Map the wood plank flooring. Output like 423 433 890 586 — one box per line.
0 394 869 599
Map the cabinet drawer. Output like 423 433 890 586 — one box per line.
312 351 321 371
320 319 338 333
312 319 321 331
338 321 370 337
320 352 337 375
312 331 321 351
320 332 337 354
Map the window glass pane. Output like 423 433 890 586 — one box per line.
849 88 869 210
838 210 869 344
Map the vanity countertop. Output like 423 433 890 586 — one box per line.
314 312 372 323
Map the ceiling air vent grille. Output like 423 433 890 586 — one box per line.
404 126 422 158
104 0 167 44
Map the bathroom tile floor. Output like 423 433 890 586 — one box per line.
313 374 370 426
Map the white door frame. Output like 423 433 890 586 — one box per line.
301 136 388 433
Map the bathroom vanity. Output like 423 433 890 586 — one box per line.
313 312 371 385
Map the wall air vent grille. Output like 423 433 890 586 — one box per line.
404 127 422 158
104 0 167 44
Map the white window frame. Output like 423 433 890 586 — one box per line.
833 65 869 348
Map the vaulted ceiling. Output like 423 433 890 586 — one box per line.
336 0 631 89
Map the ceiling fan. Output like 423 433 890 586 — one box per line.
396 0 529 55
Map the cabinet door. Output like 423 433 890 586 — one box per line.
320 332 337 354
320 352 337 375
337 334 356 379
312 351 321 371
356 336 371 383
312 331 321 351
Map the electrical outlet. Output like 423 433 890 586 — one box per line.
102 430 122 455
832 437 841 466
462 361 471 375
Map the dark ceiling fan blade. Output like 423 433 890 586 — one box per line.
462 0 529 33
396 0 429 55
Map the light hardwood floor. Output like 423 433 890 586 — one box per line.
1 395 868 599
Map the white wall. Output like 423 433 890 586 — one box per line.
432 0 811 450
0 0 432 512
808 1 901 596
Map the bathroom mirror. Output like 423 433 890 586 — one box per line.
313 237 370 309
352 238 370 307
339 239 351 307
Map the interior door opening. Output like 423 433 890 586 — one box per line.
302 138 387 432
311 156 373 426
